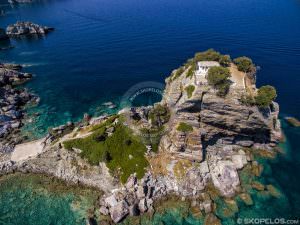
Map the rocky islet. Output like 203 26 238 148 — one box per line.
0 50 285 223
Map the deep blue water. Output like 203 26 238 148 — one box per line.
0 0 300 224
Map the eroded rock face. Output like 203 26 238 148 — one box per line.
160 65 281 161
6 22 54 36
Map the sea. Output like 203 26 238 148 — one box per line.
0 0 299 224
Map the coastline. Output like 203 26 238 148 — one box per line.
0 49 287 224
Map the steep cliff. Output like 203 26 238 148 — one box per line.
160 62 281 162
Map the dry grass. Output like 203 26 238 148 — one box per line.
173 159 192 179
148 152 173 176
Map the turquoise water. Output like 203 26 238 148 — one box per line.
0 0 300 224
0 174 100 225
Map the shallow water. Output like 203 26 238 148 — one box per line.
0 174 100 225
0 0 300 224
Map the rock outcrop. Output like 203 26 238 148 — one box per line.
0 63 37 152
160 63 281 161
6 22 54 36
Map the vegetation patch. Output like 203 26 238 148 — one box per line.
207 66 231 97
148 104 170 127
185 85 195 98
176 122 193 132
194 48 222 62
173 159 192 179
63 116 148 183
170 49 232 81
233 56 255 73
186 64 196 78
255 85 277 108
171 66 185 80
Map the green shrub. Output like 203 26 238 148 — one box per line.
148 104 170 127
177 122 193 132
207 66 231 86
194 49 221 62
240 94 256 106
215 81 231 97
207 66 231 97
219 55 231 67
186 63 196 78
233 57 254 73
63 119 148 183
172 66 185 80
185 85 195 98
255 85 277 108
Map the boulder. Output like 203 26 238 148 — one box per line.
210 160 240 197
109 201 129 223
138 198 148 213
231 154 247 169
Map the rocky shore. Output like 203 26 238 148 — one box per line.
0 50 283 224
0 63 38 154
6 22 54 37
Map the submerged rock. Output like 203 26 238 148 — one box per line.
285 116 300 127
239 193 253 205
204 213 221 225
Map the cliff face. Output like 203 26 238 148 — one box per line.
160 65 281 162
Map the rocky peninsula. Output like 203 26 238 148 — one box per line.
0 49 282 224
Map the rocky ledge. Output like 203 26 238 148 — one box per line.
0 63 38 153
6 22 54 37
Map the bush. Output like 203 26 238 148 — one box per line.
185 85 195 98
177 122 193 132
207 66 231 97
207 66 231 86
233 57 254 73
255 85 277 108
240 94 256 106
186 63 196 78
172 66 185 80
194 49 221 62
219 55 231 67
148 104 170 127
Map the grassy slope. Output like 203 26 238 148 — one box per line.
63 117 148 183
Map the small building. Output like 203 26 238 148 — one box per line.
195 61 220 77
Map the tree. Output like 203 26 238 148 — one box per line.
255 85 277 108
194 49 221 62
219 55 231 67
207 66 231 86
207 66 231 97
233 57 254 73
185 85 195 98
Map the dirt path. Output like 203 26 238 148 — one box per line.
229 64 246 89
